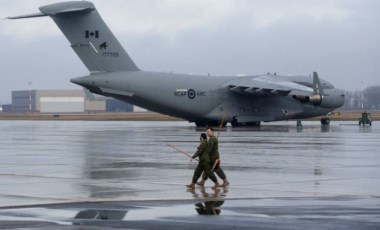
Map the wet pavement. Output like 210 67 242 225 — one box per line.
0 120 379 229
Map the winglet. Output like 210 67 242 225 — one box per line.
313 72 323 95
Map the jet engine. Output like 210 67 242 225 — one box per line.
292 94 322 105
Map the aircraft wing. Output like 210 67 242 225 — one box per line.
225 75 313 97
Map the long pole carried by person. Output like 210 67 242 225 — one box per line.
216 111 227 139
167 143 199 161
213 111 226 171
211 159 220 172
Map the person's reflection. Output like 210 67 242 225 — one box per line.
195 200 225 215
187 186 227 215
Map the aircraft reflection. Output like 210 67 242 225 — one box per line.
321 125 331 132
73 210 127 225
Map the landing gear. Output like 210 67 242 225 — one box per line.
195 121 227 128
296 120 302 128
195 121 207 127
231 119 261 127
247 121 261 127
320 117 330 125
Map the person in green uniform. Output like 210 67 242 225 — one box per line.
197 127 230 187
186 133 220 189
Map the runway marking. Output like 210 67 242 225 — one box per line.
0 173 82 180
224 176 379 188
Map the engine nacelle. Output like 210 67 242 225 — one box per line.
292 95 308 103
319 91 345 108
292 94 322 105
308 95 322 105
293 89 345 109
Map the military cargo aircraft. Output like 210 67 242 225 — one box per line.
8 1 345 127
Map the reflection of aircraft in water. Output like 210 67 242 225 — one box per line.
8 1 345 127
73 210 127 225
195 201 225 216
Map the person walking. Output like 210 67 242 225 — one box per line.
186 133 220 189
197 127 229 187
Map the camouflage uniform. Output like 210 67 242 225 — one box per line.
203 135 227 180
191 140 217 184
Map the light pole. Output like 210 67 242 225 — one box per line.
361 81 364 111
28 81 32 113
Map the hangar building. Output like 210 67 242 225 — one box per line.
11 90 133 113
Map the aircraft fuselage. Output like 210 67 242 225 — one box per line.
71 71 345 125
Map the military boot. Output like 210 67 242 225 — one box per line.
221 178 230 187
196 180 206 186
186 183 195 189
212 182 221 189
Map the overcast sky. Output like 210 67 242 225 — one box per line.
0 0 379 104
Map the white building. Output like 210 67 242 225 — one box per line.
12 90 105 113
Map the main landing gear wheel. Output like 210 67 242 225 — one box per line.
297 120 302 128
195 121 227 128
231 120 261 127
195 121 207 127
321 118 330 125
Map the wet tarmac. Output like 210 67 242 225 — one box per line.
0 120 379 229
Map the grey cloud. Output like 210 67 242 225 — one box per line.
0 0 379 104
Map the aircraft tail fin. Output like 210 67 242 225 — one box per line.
8 1 139 72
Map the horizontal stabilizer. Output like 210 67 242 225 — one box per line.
6 13 47 20
7 1 95 19
39 1 95 15
7 1 139 72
